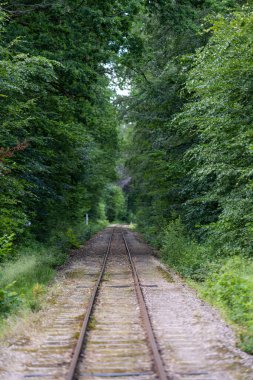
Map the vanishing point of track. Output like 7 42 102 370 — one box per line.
66 227 168 380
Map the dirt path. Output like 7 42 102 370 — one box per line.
0 226 253 380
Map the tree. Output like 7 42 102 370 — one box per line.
0 0 142 240
176 6 253 255
122 0 245 244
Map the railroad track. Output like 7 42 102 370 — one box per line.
66 227 168 380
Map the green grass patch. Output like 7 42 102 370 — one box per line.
0 241 66 316
0 220 107 322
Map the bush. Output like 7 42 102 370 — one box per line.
140 224 162 247
49 220 108 250
0 234 15 261
202 256 253 353
65 228 81 249
0 282 20 316
160 219 212 281
204 258 251 319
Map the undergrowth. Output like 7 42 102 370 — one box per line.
49 220 108 250
0 220 107 322
147 218 253 354
0 242 65 315
202 257 253 353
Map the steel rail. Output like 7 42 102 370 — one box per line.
122 232 169 380
66 230 114 380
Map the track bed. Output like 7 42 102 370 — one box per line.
0 226 253 380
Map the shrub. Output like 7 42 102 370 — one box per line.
160 219 212 281
0 234 15 261
203 257 253 322
0 282 20 316
202 256 253 352
65 228 81 249
202 256 253 353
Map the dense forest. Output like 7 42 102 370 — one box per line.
0 0 133 319
0 0 253 353
123 0 253 352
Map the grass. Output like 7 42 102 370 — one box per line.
88 316 97 330
0 241 66 316
0 220 108 323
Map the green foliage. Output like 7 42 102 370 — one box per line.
0 282 20 316
1 243 64 288
0 218 107 320
125 2 253 256
78 221 108 241
176 6 253 254
65 229 81 249
49 220 108 250
0 1 142 241
0 46 58 237
0 234 15 260
123 1 253 354
104 184 127 222
124 0 243 241
202 256 253 353
204 257 253 322
161 219 212 281
160 221 253 353
0 240 65 319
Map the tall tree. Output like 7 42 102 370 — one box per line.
176 5 253 255
123 0 245 243
0 0 141 239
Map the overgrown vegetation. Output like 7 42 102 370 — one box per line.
103 184 127 223
0 220 106 319
160 220 253 353
122 1 253 353
0 242 63 315
203 257 253 353
0 0 136 321
160 219 211 282
0 1 139 241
